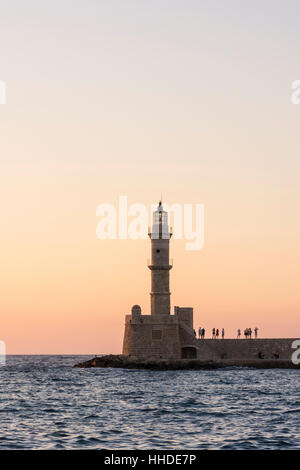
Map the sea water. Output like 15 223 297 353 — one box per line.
0 355 299 449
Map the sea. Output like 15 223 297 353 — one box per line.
0 355 299 450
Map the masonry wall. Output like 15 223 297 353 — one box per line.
175 307 193 329
192 338 298 361
122 314 181 360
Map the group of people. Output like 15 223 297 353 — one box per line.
197 327 225 339
237 327 259 339
211 328 225 339
195 327 259 339
197 327 206 338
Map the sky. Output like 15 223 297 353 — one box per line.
0 0 300 353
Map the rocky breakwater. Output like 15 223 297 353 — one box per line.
73 354 300 370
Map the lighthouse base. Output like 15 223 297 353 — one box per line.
122 306 196 360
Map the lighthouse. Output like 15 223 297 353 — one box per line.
122 201 195 360
148 202 172 315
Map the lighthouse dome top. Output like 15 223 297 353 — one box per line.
153 201 168 221
151 201 170 238
154 201 167 216
157 201 163 212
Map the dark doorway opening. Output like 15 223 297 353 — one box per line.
181 347 197 359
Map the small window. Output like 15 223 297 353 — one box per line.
152 329 162 340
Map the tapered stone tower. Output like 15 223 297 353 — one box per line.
148 202 172 315
122 201 195 360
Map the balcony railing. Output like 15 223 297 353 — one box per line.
147 258 173 268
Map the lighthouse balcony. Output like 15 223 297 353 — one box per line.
147 259 173 270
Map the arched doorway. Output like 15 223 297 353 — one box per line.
181 347 197 359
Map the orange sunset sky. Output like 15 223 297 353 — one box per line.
0 1 300 353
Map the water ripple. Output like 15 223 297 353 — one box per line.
0 355 299 449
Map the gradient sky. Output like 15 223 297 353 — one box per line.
1 0 300 353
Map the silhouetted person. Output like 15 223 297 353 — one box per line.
212 328 215 339
237 329 241 339
254 327 258 339
216 328 219 339
249 328 252 339
202 328 205 339
222 328 225 339
198 327 202 339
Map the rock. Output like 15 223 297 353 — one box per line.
73 354 300 370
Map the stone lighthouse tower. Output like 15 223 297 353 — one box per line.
122 201 195 360
148 202 172 315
